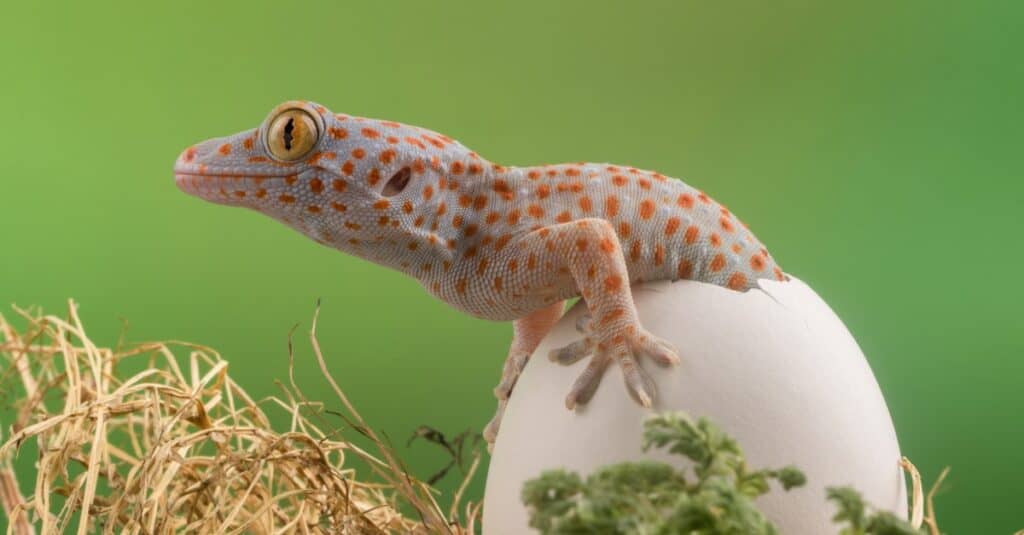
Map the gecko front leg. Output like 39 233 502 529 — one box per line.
512 218 680 411
483 300 564 444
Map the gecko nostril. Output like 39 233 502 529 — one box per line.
382 167 412 197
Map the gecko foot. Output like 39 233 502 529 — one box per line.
550 323 679 409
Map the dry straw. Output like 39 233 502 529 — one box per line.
0 300 480 534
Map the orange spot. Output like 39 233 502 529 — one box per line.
527 204 545 218
284 175 298 185
345 221 362 230
367 168 381 185
619 221 631 238
720 216 734 233
604 274 622 292
218 143 232 155
342 161 355 175
243 138 254 150
677 259 693 279
469 163 483 174
630 241 642 262
638 178 651 189
495 234 513 251
507 209 521 225
698 191 711 204
600 308 626 326
684 225 699 244
565 167 581 177
423 184 434 200
486 211 501 224
464 245 478 258
579 196 593 213
279 194 295 204
555 211 572 223
527 170 541 180
527 253 537 270
728 273 747 290
352 148 366 159
774 267 786 281
436 201 447 216
452 214 464 228
328 127 348 139
455 279 467 295
710 233 722 247
233 190 246 198
473 195 487 211
575 238 588 251
654 244 665 265
361 128 380 139
386 136 399 144
465 224 478 237
710 253 726 272
508 259 518 272
731 243 743 254
639 199 656 219
451 161 465 175
255 189 267 199
373 199 390 210
309 178 324 194
599 238 616 253
612 175 628 186
605 196 619 217
306 205 321 213
750 254 766 271
476 258 489 275
537 184 551 199
379 149 396 164
677 193 695 209
665 217 681 236
493 276 503 291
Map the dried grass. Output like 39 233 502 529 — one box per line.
0 300 480 535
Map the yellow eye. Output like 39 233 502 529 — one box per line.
266 109 319 161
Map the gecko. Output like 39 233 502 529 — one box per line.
174 100 786 445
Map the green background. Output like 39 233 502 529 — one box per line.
2 1 1021 532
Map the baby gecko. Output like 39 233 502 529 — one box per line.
174 101 785 445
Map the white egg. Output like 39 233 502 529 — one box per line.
484 275 907 535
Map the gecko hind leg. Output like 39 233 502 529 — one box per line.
483 300 565 447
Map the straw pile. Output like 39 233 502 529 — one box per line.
0 301 479 535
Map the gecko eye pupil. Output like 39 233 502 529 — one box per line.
283 118 295 150
266 109 319 161
382 167 412 197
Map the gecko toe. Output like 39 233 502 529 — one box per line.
564 352 610 409
549 338 593 365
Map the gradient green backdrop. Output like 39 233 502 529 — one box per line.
2 1 1021 532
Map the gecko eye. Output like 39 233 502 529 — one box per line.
382 167 412 197
266 109 319 161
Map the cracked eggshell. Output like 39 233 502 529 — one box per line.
483 276 906 535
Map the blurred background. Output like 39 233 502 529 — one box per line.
1 1 1021 532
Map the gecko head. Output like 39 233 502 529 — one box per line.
174 100 481 248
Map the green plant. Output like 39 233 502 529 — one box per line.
522 412 925 535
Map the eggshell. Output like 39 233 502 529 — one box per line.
483 276 906 535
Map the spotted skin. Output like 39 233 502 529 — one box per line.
175 100 786 445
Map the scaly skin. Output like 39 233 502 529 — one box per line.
174 100 785 445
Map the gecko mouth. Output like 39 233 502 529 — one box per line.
173 168 296 204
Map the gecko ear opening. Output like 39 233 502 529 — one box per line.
382 167 412 197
